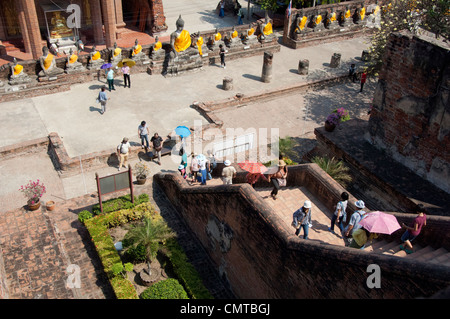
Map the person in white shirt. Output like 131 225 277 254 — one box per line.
121 62 131 88
117 137 131 171
221 160 236 184
138 121 149 149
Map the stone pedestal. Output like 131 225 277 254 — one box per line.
261 51 273 83
298 59 309 75
330 53 341 68
223 77 233 90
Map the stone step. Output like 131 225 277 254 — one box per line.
419 247 449 262
365 239 389 252
405 244 430 258
375 240 400 255
430 252 450 266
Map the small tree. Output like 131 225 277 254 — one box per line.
312 156 352 187
366 0 450 74
123 217 176 276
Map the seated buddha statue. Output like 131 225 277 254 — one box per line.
226 26 240 48
324 8 339 29
339 6 353 27
38 46 64 78
150 36 164 60
195 32 204 56
309 10 324 31
9 58 31 84
258 12 274 42
87 45 104 70
50 11 74 39
65 48 85 74
354 5 366 25
294 11 308 35
131 38 150 63
169 15 194 59
110 42 122 66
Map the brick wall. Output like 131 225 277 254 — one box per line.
154 165 450 298
368 31 450 194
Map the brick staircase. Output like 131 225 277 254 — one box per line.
364 239 450 266
0 39 24 55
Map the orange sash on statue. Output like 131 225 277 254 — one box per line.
248 28 255 36
114 48 122 57
44 53 54 70
345 10 351 19
330 12 336 22
232 30 238 38
154 41 162 51
299 16 307 30
360 8 366 20
174 30 191 52
196 37 203 56
13 64 23 75
315 15 322 25
263 22 273 35
133 44 142 56
91 51 100 61
69 54 78 64
215 32 222 41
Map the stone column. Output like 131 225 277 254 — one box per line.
16 0 31 55
298 59 309 75
90 0 104 44
101 0 117 47
114 0 125 28
223 77 233 90
330 53 341 68
261 51 273 83
150 0 168 33
20 0 42 59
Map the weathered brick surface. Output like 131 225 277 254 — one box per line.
368 31 450 193
154 167 450 299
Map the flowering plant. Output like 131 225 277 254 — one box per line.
326 107 350 126
19 180 46 204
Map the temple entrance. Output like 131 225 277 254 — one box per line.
1 0 22 39
122 0 153 33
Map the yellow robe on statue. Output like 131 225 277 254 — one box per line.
13 64 23 75
114 48 122 57
133 44 142 56
296 16 307 31
44 54 54 70
248 28 255 36
330 13 336 22
69 54 78 64
91 51 100 61
154 41 162 51
263 22 273 36
360 8 366 20
215 32 222 41
373 5 380 15
196 37 203 56
232 30 238 38
174 30 191 52
345 10 351 19
315 15 322 25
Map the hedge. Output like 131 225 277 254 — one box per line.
83 197 212 299
92 193 149 215
140 278 189 299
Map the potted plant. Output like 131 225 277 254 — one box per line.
325 107 350 132
46 200 56 211
19 179 46 211
134 162 150 185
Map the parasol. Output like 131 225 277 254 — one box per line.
359 211 401 235
238 161 268 174
100 63 112 69
175 126 191 138
117 58 136 67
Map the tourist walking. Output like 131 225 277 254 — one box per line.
344 200 367 244
106 67 115 91
219 0 225 18
117 137 130 171
360 71 367 92
189 153 199 184
150 132 163 165
97 86 109 114
237 3 244 25
197 154 209 185
207 150 217 180
219 44 226 69
349 63 357 82
121 62 131 88
180 146 188 170
221 160 237 184
267 159 288 200
349 227 378 249
178 164 187 179
329 192 349 234
138 121 149 150
293 200 312 239
400 204 427 254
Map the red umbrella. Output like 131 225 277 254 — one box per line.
238 161 268 174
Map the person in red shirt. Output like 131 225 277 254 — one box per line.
400 204 427 254
360 71 367 92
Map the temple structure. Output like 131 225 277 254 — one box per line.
0 0 167 59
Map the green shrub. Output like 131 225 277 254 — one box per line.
122 239 147 262
312 156 352 187
78 210 93 224
140 278 188 299
92 193 149 215
165 238 213 299
110 276 138 299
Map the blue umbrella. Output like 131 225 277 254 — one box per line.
100 63 112 69
175 126 191 138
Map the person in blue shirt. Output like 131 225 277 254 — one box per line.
98 86 109 114
292 200 312 239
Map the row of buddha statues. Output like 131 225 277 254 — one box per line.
292 3 381 37
7 13 276 84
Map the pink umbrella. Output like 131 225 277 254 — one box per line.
359 211 401 235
